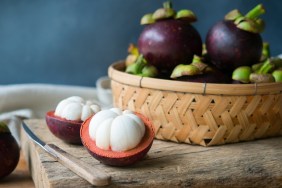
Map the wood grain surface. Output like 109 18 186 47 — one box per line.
21 119 282 188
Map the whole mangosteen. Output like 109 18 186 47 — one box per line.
0 122 20 179
138 1 202 73
205 4 265 72
170 55 232 83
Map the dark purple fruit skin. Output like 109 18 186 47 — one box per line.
205 20 263 72
232 80 245 84
45 111 82 145
0 133 20 178
175 68 232 84
138 19 202 71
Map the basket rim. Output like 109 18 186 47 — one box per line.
108 61 282 96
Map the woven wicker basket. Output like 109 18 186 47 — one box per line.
108 61 282 146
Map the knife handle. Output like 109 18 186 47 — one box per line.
44 144 111 186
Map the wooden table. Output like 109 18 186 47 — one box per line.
21 119 282 188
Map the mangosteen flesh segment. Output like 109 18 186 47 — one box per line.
206 20 262 72
138 19 202 71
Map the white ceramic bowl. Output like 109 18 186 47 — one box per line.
96 76 113 108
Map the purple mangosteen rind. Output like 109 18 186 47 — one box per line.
137 1 202 73
205 4 266 72
170 54 232 83
205 20 263 72
45 111 82 144
174 70 232 84
0 133 20 178
138 19 202 71
85 142 153 167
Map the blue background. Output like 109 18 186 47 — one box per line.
0 0 280 86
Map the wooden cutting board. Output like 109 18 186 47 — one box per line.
21 119 282 188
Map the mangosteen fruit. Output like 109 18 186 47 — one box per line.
46 111 83 144
232 44 279 84
80 108 155 166
138 1 202 72
272 69 282 82
0 122 20 179
170 55 231 83
45 96 101 144
174 70 231 83
232 66 252 83
205 4 265 72
125 55 158 77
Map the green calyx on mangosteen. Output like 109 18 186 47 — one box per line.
272 69 282 82
232 42 282 83
125 54 158 77
232 66 252 83
225 4 265 33
206 4 265 72
140 1 197 25
0 122 20 179
170 55 231 83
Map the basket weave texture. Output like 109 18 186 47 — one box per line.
108 62 282 146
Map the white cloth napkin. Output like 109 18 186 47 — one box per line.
0 83 108 146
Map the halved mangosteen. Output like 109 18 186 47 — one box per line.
45 111 83 144
80 111 155 166
45 96 101 144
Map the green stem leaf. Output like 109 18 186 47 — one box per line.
141 65 158 77
191 55 208 73
236 19 259 33
175 9 197 22
257 59 275 74
245 4 265 19
163 1 172 9
252 62 263 72
272 70 282 82
170 64 200 78
125 55 147 75
232 66 252 83
262 42 270 59
225 9 243 21
140 14 155 25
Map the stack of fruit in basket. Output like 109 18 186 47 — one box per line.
125 1 282 84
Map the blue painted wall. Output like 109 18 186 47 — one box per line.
0 0 280 86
